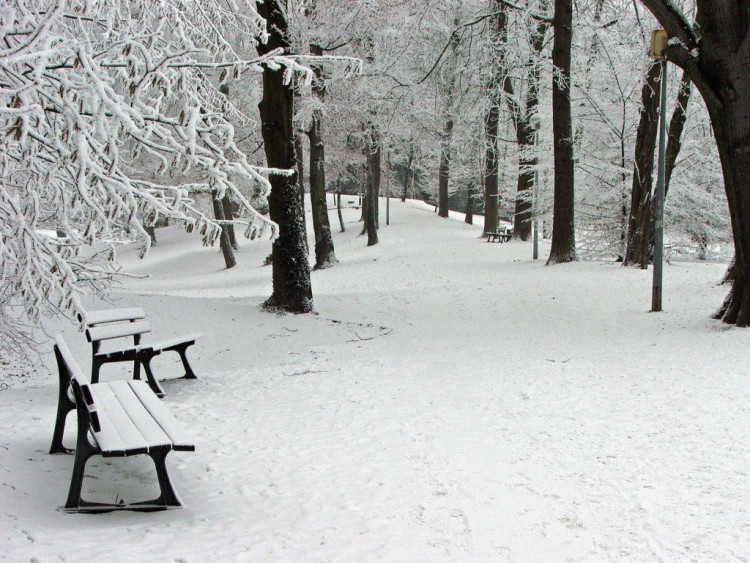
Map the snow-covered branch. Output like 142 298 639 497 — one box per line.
0 0 312 349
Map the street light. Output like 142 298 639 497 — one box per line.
650 29 668 312
530 116 541 260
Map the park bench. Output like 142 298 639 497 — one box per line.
49 334 195 513
79 307 201 398
486 226 513 243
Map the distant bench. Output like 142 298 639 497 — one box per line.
486 226 513 243
79 307 201 398
50 334 195 513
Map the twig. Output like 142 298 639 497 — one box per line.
283 369 326 377
348 328 394 342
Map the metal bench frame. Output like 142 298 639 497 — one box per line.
81 308 200 398
50 335 195 513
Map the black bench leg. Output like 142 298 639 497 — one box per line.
64 426 98 511
147 449 182 508
141 355 166 398
51 346 75 454
175 344 197 379
49 393 75 454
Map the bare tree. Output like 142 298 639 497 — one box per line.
307 44 339 269
547 0 578 264
256 0 314 313
624 60 661 268
637 1 750 324
363 124 381 246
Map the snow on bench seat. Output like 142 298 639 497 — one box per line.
83 380 194 456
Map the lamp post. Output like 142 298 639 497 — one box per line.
531 116 541 260
650 29 668 312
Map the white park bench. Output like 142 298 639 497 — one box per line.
79 307 201 397
49 334 195 513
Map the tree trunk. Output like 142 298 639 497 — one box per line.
256 0 313 313
491 0 549 241
438 116 454 219
708 102 750 324
547 0 578 264
144 225 157 246
363 125 380 246
336 191 345 232
637 0 750 325
624 60 661 268
401 145 413 202
308 116 337 268
481 4 511 235
721 255 736 285
664 71 692 196
221 195 239 250
483 103 500 235
217 83 239 252
295 134 307 211
465 183 474 225
438 23 460 219
307 44 337 270
513 131 534 241
212 189 236 269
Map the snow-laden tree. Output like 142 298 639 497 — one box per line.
0 1 311 354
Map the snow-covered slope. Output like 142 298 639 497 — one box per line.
1 196 747 561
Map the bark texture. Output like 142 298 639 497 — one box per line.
336 191 345 232
624 60 661 268
465 183 474 225
212 190 236 269
483 101 500 235
256 0 313 313
438 23 460 219
221 195 238 250
664 71 692 196
401 144 414 202
307 44 337 269
547 0 578 264
438 115 454 219
363 125 380 246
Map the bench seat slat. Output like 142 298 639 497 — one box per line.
87 384 170 455
108 381 173 447
87 320 151 343
128 381 195 451
82 308 146 326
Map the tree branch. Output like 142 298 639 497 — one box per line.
637 0 698 69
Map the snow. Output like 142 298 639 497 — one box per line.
1 196 748 561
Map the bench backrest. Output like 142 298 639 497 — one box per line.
86 320 151 343
79 307 146 327
53 334 100 433
54 334 89 386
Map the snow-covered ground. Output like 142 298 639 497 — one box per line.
1 196 748 561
